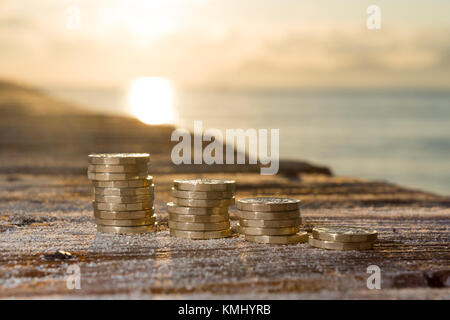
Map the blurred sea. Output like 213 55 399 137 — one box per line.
46 87 450 195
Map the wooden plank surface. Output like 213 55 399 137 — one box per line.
1 172 449 299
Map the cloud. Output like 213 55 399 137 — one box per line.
0 1 449 89
212 28 450 89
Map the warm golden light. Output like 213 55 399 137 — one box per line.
121 2 177 38
128 77 176 125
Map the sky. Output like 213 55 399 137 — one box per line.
1 0 450 89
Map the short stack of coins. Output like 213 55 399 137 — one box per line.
167 179 236 239
87 153 155 234
237 197 308 244
308 226 377 250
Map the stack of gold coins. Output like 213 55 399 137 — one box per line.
308 226 377 250
237 197 308 244
167 179 236 239
87 153 155 234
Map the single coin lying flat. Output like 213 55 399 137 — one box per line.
172 197 234 208
173 179 236 192
93 194 153 204
239 218 301 228
167 202 229 215
236 210 300 220
94 185 154 196
169 229 231 240
87 172 148 181
92 176 153 188
97 224 155 234
237 197 300 212
94 209 154 220
171 188 234 200
88 153 150 165
239 226 299 236
93 201 151 212
169 213 229 223
88 163 148 173
308 236 374 251
245 232 309 244
312 226 378 243
168 221 230 231
95 216 155 226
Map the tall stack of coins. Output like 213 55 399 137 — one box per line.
237 197 308 244
87 153 155 234
167 179 236 239
308 226 377 250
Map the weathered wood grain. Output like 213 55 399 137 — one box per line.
0 172 448 299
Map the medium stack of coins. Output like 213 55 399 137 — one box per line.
308 226 377 250
87 153 155 234
237 197 308 244
167 179 236 239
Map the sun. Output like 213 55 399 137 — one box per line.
128 77 177 125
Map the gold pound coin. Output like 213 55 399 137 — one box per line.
236 210 300 220
169 213 229 223
239 226 299 236
171 188 234 200
94 209 154 220
169 221 230 231
312 226 378 243
88 163 148 173
93 201 151 212
93 194 153 204
239 218 301 228
172 197 234 208
95 216 155 226
173 179 236 192
88 153 150 165
97 224 155 234
169 229 231 240
237 197 300 212
94 185 154 196
87 172 148 181
91 176 153 188
167 202 228 215
308 236 374 251
245 232 309 244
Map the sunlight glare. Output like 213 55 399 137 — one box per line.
128 77 177 125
